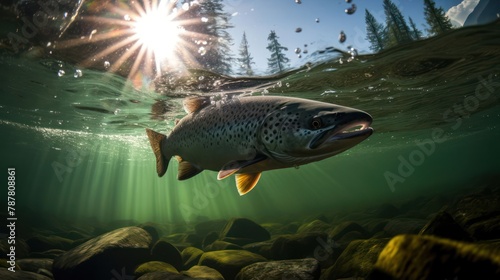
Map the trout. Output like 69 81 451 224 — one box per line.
146 95 373 195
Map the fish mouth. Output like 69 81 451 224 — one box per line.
309 112 373 149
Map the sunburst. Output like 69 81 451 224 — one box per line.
55 0 209 88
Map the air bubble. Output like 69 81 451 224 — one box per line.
57 70 65 77
339 31 346 43
345 4 357 15
295 27 302 33
294 48 301 54
124 14 131 21
315 18 320 23
74 69 82 78
295 0 301 4
198 47 207 56
201 17 208 22
104 61 111 69
346 0 352 3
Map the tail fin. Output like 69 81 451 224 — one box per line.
146 129 169 177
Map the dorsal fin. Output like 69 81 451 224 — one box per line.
183 96 211 114
178 160 203 180
235 173 262 196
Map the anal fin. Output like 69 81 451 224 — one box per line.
178 160 203 180
235 173 262 196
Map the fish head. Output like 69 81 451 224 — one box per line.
259 99 373 163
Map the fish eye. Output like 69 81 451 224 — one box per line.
311 117 322 129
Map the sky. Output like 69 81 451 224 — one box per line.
219 0 478 73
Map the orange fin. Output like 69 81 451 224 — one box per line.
178 160 203 180
235 173 262 196
183 96 211 114
146 129 169 177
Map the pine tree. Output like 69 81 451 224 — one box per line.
266 30 289 74
408 17 423 40
383 0 412 46
184 0 234 74
365 9 386 52
424 0 453 35
237 32 255 76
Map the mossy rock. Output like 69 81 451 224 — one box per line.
198 250 266 280
297 220 332 234
181 247 204 269
0 268 52 279
328 221 369 241
237 258 320 280
219 218 271 245
320 238 390 279
270 232 328 260
371 234 500 279
135 261 178 277
204 240 242 251
52 226 152 280
419 211 473 241
26 235 74 252
151 239 182 270
182 265 224 280
17 258 53 273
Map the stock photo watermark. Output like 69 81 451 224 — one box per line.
384 74 499 192
6 168 17 272
111 267 135 280
8 0 75 53
51 144 98 183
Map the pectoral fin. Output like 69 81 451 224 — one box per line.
146 129 169 177
178 160 203 180
235 173 262 196
217 155 267 180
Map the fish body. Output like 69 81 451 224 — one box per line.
146 95 373 195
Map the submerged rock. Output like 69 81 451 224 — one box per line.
203 231 219 248
270 232 328 260
383 218 427 236
195 220 227 236
182 265 225 280
135 261 178 277
29 249 66 259
198 250 267 280
297 220 331 234
17 258 53 273
243 240 274 259
236 258 320 280
320 238 390 279
219 218 271 245
329 221 370 241
371 234 500 279
26 235 74 252
151 239 183 270
137 271 197 280
52 226 152 280
0 268 52 280
181 247 204 269
468 216 500 240
419 211 473 241
204 240 242 251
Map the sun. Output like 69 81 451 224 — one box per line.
54 0 205 88
134 5 181 61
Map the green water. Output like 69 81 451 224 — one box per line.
1 21 499 225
